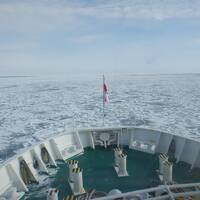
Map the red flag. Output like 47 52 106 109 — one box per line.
103 76 109 103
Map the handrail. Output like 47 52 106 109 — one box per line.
92 183 200 200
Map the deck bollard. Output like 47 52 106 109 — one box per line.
72 168 84 194
163 161 173 183
46 188 59 200
114 148 122 166
159 154 168 174
67 160 78 182
118 153 128 176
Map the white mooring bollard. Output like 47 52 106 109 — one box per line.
47 188 59 200
163 161 173 183
67 160 78 182
72 167 85 195
158 154 173 183
118 153 128 176
159 154 168 174
114 148 122 166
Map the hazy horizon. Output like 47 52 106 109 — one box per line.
1 72 200 77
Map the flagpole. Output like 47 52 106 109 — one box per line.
103 74 105 126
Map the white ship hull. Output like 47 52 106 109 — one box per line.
1 126 200 199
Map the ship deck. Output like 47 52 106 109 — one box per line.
26 147 200 200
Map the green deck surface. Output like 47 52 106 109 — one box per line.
25 147 200 200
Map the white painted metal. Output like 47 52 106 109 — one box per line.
68 161 78 182
159 154 168 175
92 183 200 200
70 168 85 195
192 148 200 168
173 136 186 162
179 140 200 165
18 156 38 183
117 154 128 177
1 126 200 197
156 133 173 154
89 132 95 149
5 164 28 192
162 161 173 183
47 188 58 200
114 148 122 166
40 143 57 167
49 139 64 160
30 149 48 174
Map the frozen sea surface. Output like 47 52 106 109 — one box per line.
0 74 200 163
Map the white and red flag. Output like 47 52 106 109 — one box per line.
103 75 109 103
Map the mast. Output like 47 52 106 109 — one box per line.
103 74 105 126
102 74 109 126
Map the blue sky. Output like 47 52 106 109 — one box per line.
0 0 200 75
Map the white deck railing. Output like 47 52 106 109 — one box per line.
93 183 200 200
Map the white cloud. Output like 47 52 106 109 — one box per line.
74 0 200 20
0 1 78 33
0 0 200 33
